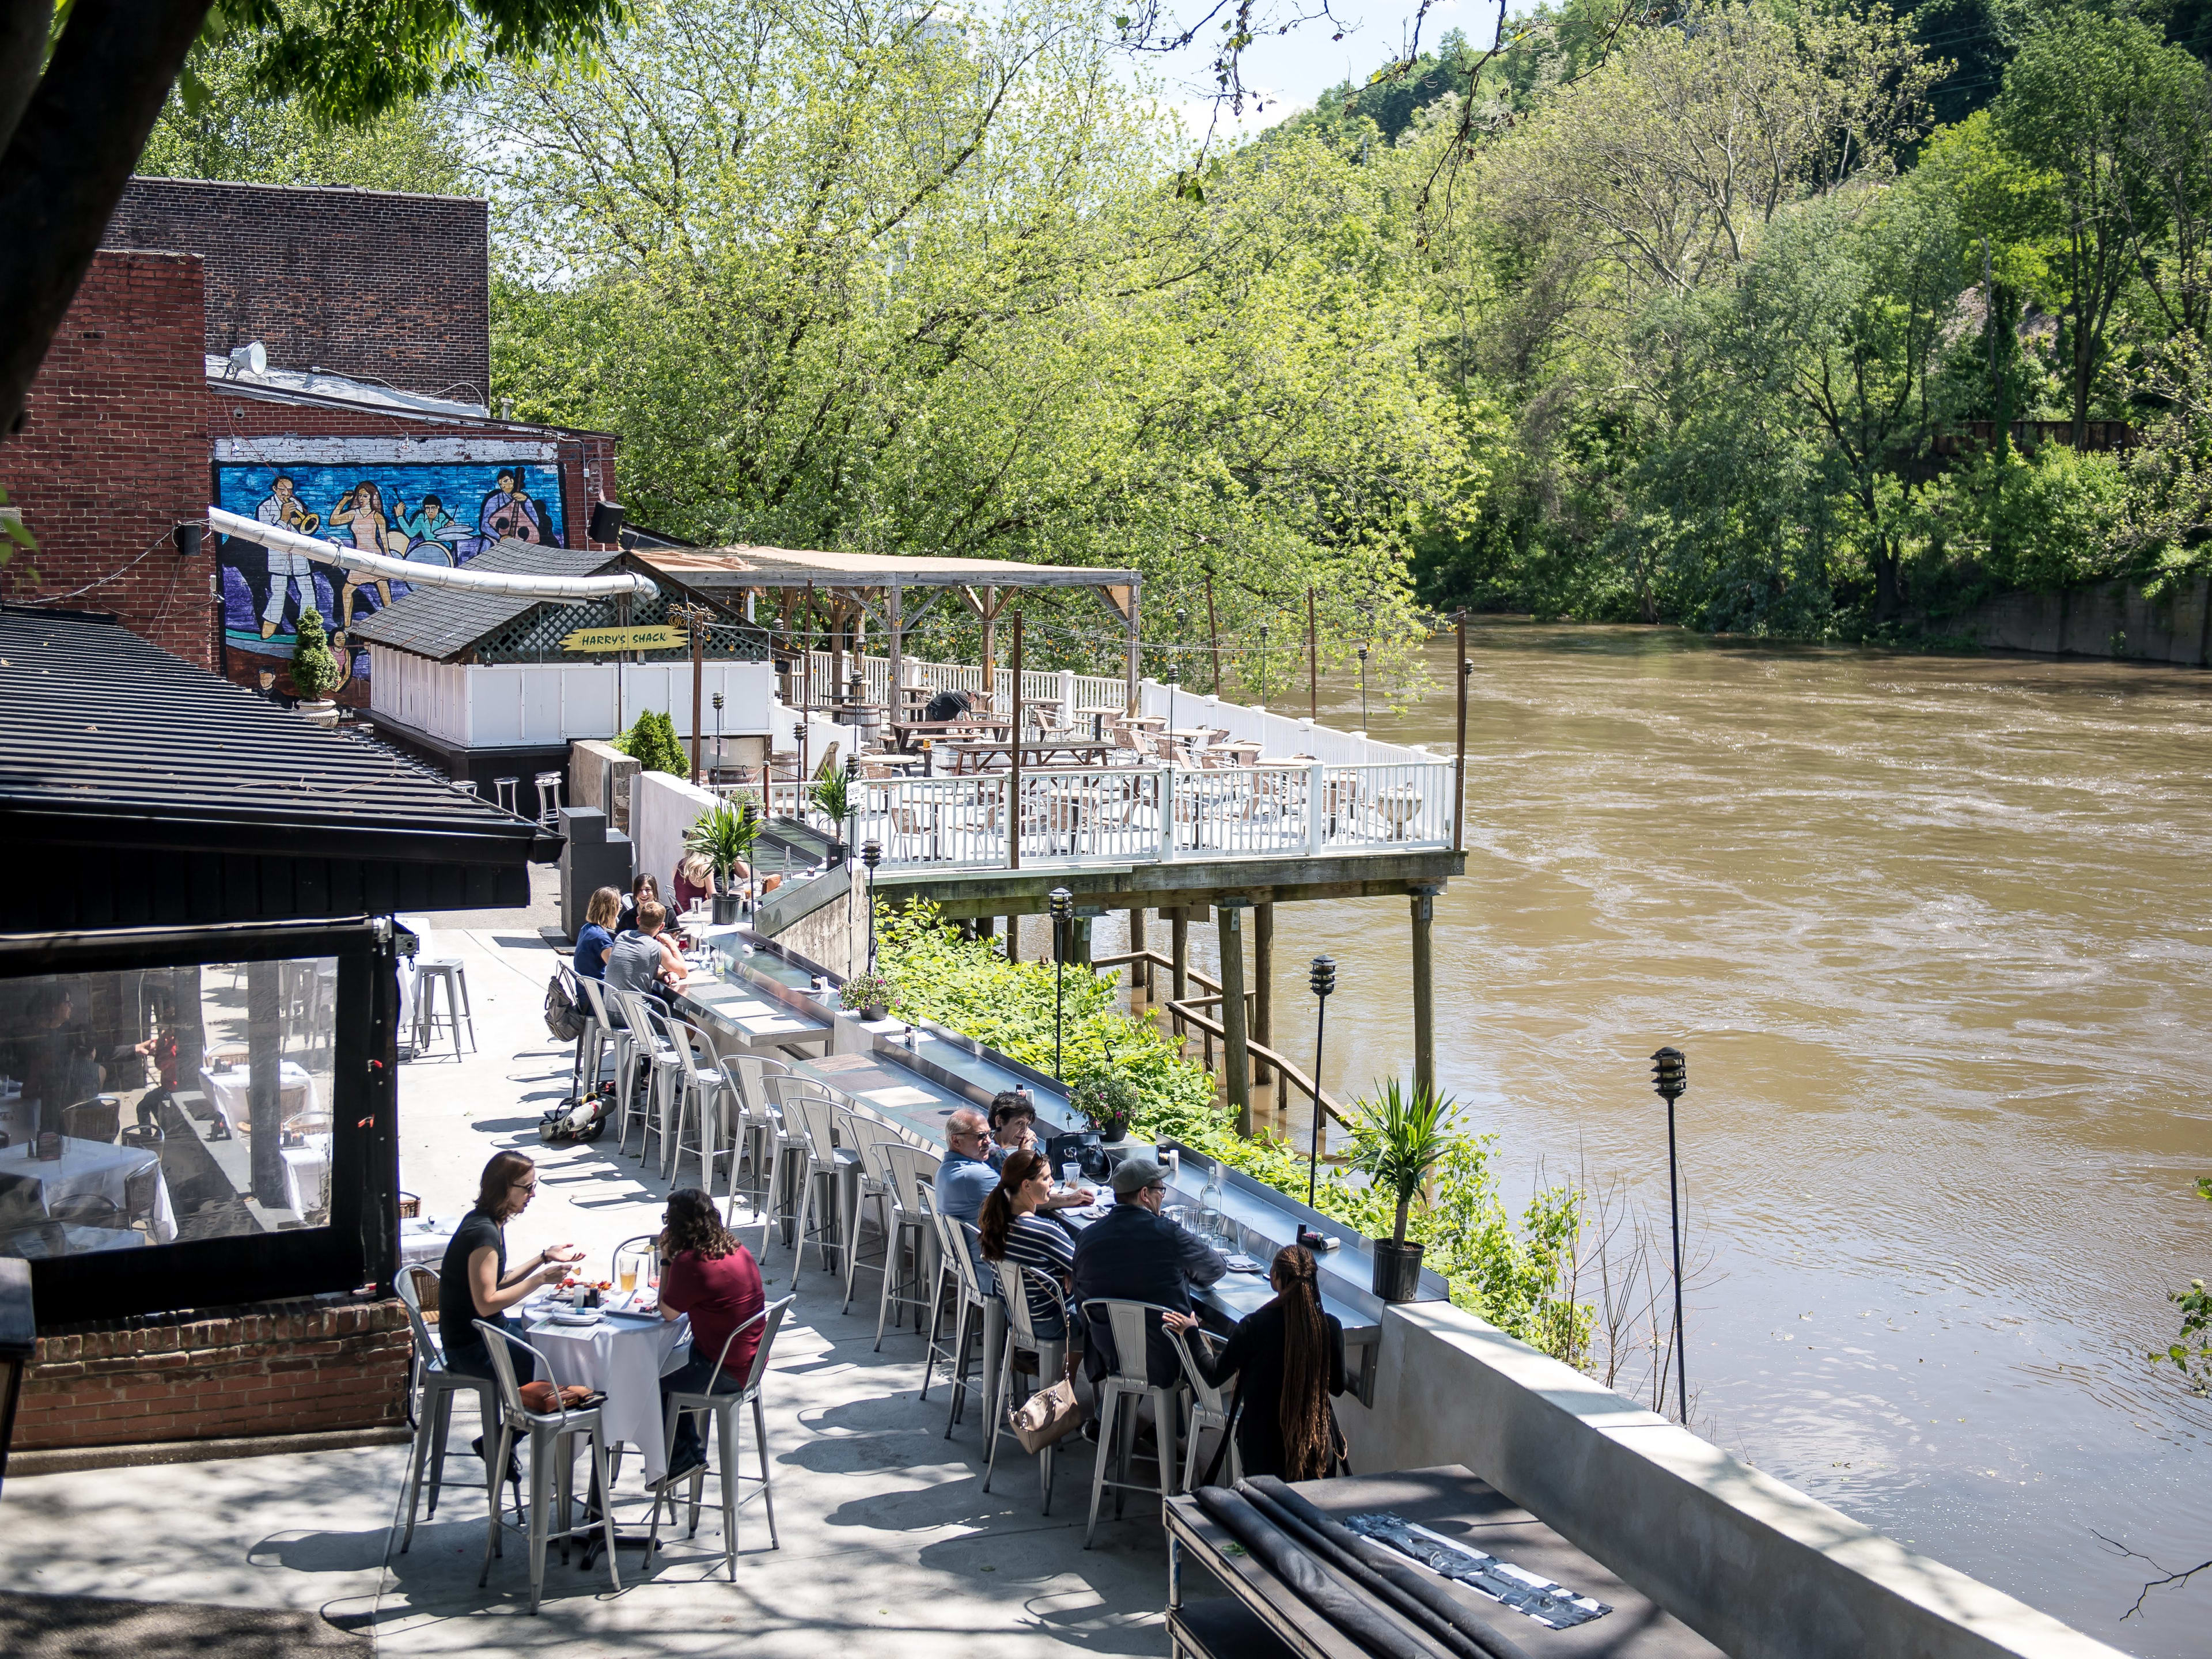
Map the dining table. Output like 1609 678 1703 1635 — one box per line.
196 1059 319 1137
942 738 1120 774
521 1290 691 1487
0 1134 176 1242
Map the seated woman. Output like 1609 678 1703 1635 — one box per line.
976 1148 1079 1344
1165 1244 1344 1481
573 885 620 980
615 871 660 937
655 1187 766 1490
672 852 717 916
437 1152 584 1477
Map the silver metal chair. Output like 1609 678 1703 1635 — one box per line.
611 1233 659 1293
838 1111 896 1315
474 1320 623 1613
411 959 476 1058
1171 1323 1242 1493
983 1263 1073 1513
666 1019 735 1190
781 1092 858 1289
873 1140 940 1349
646 1295 794 1577
611 992 683 1166
393 1265 504 1553
571 972 617 1097
718 1054 783 1255
919 1195 993 1436
1081 1298 1183 1547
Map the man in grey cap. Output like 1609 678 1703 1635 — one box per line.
1071 1155 1226 1389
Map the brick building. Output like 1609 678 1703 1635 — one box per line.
0 177 620 706
107 176 490 401
0 249 218 667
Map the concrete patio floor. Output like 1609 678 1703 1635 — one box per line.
0 870 1175 1657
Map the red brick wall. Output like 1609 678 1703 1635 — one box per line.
107 177 490 402
0 249 217 668
15 1297 410 1451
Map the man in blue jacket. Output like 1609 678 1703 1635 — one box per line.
1071 1155 1226 1388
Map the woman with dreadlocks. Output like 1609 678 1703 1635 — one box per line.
1165 1243 1345 1481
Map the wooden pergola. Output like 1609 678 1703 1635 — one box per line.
639 543 1143 714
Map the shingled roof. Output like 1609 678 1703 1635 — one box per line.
346 539 620 662
0 606 546 926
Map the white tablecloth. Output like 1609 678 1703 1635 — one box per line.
0 1135 176 1243
522 1297 690 1484
197 1061 318 1136
397 914 435 1039
398 1215 454 1268
281 1137 331 1217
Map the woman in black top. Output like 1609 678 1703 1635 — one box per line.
437 1150 584 1384
1165 1244 1344 1480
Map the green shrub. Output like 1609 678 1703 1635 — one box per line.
290 607 340 701
874 899 1589 1360
615 709 688 775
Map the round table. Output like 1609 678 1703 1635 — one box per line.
521 1298 690 1484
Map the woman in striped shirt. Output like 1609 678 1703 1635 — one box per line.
977 1149 1078 1342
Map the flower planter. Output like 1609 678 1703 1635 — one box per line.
1370 1238 1425 1304
711 892 741 925
861 1002 888 1022
297 699 339 730
1095 1112 1131 1145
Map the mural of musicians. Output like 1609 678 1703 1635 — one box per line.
255 474 320 639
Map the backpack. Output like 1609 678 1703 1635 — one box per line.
544 972 585 1042
540 1086 613 1145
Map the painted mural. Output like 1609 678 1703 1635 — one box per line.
215 460 565 688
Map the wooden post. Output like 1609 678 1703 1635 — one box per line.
1071 915 1092 969
1410 885 1440 1101
887 581 904 734
1005 914 1020 962
690 604 705 784
1128 906 1147 996
976 915 995 941
1218 902 1252 1136
1008 611 1024 870
1454 608 1469 854
1306 586 1318 721
981 584 997 709
1205 571 1222 695
1125 581 1141 715
1252 901 1274 1090
1171 908 1190 1041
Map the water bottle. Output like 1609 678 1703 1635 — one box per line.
1199 1162 1226 1245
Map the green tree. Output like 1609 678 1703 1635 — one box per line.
289 605 339 700
1991 13 2208 440
614 709 685 775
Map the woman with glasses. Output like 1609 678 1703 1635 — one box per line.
436 1150 584 1387
652 1187 765 1491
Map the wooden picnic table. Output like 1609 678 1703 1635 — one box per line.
943 737 1120 774
888 714 1014 751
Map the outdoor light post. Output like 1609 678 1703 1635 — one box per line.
1257 622 1270 708
1048 887 1074 1078
1306 955 1336 1207
1357 643 1369 730
1651 1046 1690 1425
861 839 882 972
712 690 725 779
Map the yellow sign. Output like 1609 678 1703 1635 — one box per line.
561 622 688 653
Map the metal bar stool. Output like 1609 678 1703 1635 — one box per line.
494 777 520 816
919 1194 991 1434
646 1296 794 1577
393 1267 506 1553
781 1092 857 1290
535 771 566 828
873 1141 940 1349
983 1265 1073 1513
450 779 479 797
474 1321 622 1613
410 959 476 1058
1081 1298 1184 1547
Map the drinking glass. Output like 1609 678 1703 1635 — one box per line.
618 1262 638 1294
1059 1161 1080 1192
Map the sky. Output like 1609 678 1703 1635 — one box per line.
1136 0 1512 141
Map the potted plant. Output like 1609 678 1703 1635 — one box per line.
1069 1071 1138 1145
684 794 761 924
839 969 896 1023
809 766 853 861
289 607 341 726
1348 1077 1453 1303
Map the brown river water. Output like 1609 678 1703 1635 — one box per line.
1078 622 2212 1654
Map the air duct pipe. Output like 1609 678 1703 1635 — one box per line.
206 506 659 603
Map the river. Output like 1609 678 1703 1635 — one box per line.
1218 622 2210 1655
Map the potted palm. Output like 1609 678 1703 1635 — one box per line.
1349 1078 1453 1303
289 607 341 727
684 794 762 925
809 766 853 862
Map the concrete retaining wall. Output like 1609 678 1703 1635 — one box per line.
632 768 719 899
568 740 639 838
1339 1301 2126 1659
1952 578 2212 665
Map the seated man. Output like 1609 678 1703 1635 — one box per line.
934 1107 998 1226
1071 1156 1225 1388
605 897 685 1009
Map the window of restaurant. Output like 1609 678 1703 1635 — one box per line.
0 919 399 1324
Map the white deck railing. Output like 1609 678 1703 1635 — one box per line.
720 761 1454 869
793 650 1126 715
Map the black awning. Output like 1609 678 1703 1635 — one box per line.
0 606 540 926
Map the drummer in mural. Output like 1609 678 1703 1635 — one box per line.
394 492 463 564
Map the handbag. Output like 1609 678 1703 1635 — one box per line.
1010 1351 1085 1454
518 1381 604 1413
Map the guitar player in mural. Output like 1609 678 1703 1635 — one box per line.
477 469 548 547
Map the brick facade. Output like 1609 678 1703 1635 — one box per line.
107 177 490 402
14 1296 411 1452
0 249 217 668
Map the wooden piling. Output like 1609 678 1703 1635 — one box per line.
1252 901 1274 1090
1218 901 1252 1137
1410 884 1440 1101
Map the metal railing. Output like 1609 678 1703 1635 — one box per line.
794 651 1124 715
777 760 1460 870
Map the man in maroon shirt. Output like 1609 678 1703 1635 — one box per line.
655 1187 767 1489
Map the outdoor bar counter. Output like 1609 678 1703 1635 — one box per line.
684 927 1449 1415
